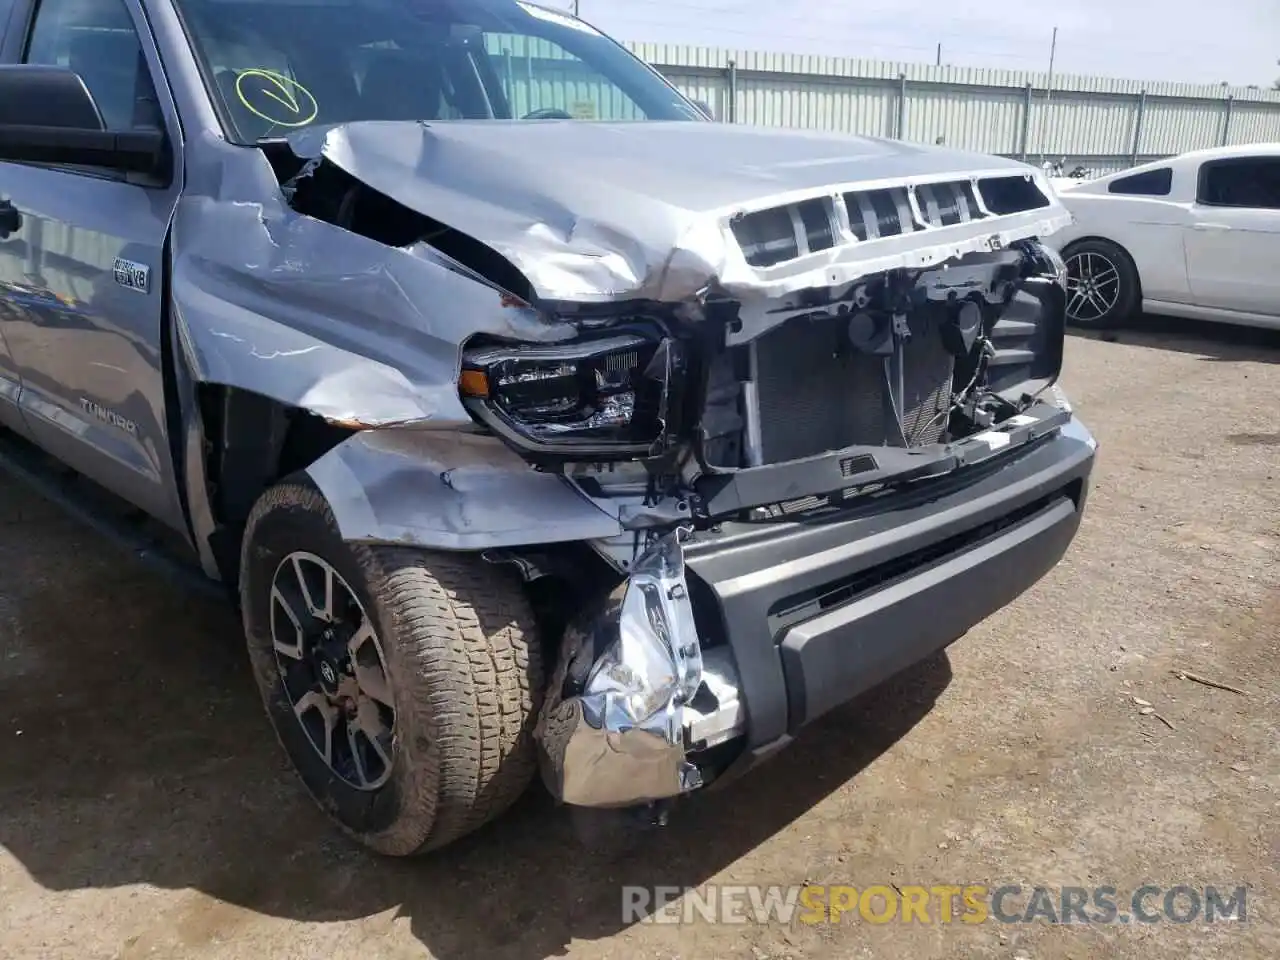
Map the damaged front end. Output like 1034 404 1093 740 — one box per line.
501 191 1079 808
173 117 1080 810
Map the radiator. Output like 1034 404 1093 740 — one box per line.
753 312 954 463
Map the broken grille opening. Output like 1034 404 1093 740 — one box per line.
977 175 1052 215
730 174 1049 269
913 180 985 227
847 187 911 240
732 197 836 267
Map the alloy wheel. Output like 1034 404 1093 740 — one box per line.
269 551 397 790
1065 251 1122 324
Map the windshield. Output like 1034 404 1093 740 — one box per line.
173 0 704 143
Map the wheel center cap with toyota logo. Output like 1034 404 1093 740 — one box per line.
315 656 345 694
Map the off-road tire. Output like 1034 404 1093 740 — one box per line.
1063 238 1141 330
239 479 544 856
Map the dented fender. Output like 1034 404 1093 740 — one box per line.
304 428 624 550
168 133 576 429
169 205 572 430
164 136 598 570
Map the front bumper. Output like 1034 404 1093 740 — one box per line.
535 416 1096 807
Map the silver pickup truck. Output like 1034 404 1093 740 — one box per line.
0 0 1095 855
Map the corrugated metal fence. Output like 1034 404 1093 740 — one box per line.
627 43 1280 173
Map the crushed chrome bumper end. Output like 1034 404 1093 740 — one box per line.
535 531 746 808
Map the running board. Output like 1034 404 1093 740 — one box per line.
0 428 227 604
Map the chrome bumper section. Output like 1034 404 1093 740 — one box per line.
534 531 746 807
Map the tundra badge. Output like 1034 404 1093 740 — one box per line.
112 258 150 293
80 398 139 436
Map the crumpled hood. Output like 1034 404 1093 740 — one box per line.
286 120 1068 304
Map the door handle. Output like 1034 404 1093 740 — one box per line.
1192 222 1232 232
0 201 20 238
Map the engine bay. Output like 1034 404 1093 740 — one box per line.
700 239 1067 474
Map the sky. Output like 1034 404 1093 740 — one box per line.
559 0 1280 89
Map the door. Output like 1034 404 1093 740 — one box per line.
1184 155 1280 316
0 0 188 529
0 0 28 433
0 190 26 433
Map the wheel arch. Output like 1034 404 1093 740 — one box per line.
191 383 357 588
1061 235 1144 302
180 382 625 593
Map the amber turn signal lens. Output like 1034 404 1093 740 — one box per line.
459 369 490 398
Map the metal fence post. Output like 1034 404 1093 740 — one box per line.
1019 82 1034 158
897 72 908 139
727 59 738 123
1221 95 1234 146
1130 89 1147 165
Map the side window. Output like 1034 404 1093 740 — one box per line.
1197 158 1280 210
1108 168 1172 197
0 0 15 49
23 0 161 131
484 33 647 120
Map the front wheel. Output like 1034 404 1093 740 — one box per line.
1063 239 1140 329
239 480 544 856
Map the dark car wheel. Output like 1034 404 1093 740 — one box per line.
239 479 544 856
1063 239 1140 329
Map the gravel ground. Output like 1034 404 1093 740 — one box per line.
0 317 1276 960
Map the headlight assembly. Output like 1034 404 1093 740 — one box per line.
459 332 687 460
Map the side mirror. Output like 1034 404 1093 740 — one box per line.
0 65 169 178
692 99 716 121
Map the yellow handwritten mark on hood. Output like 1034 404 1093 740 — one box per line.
234 69 318 127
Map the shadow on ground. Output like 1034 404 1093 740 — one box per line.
1066 312 1280 363
0 486 951 959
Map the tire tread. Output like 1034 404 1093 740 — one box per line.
240 481 543 856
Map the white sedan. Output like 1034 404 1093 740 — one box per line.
1046 144 1280 330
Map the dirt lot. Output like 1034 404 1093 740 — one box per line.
0 318 1276 960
